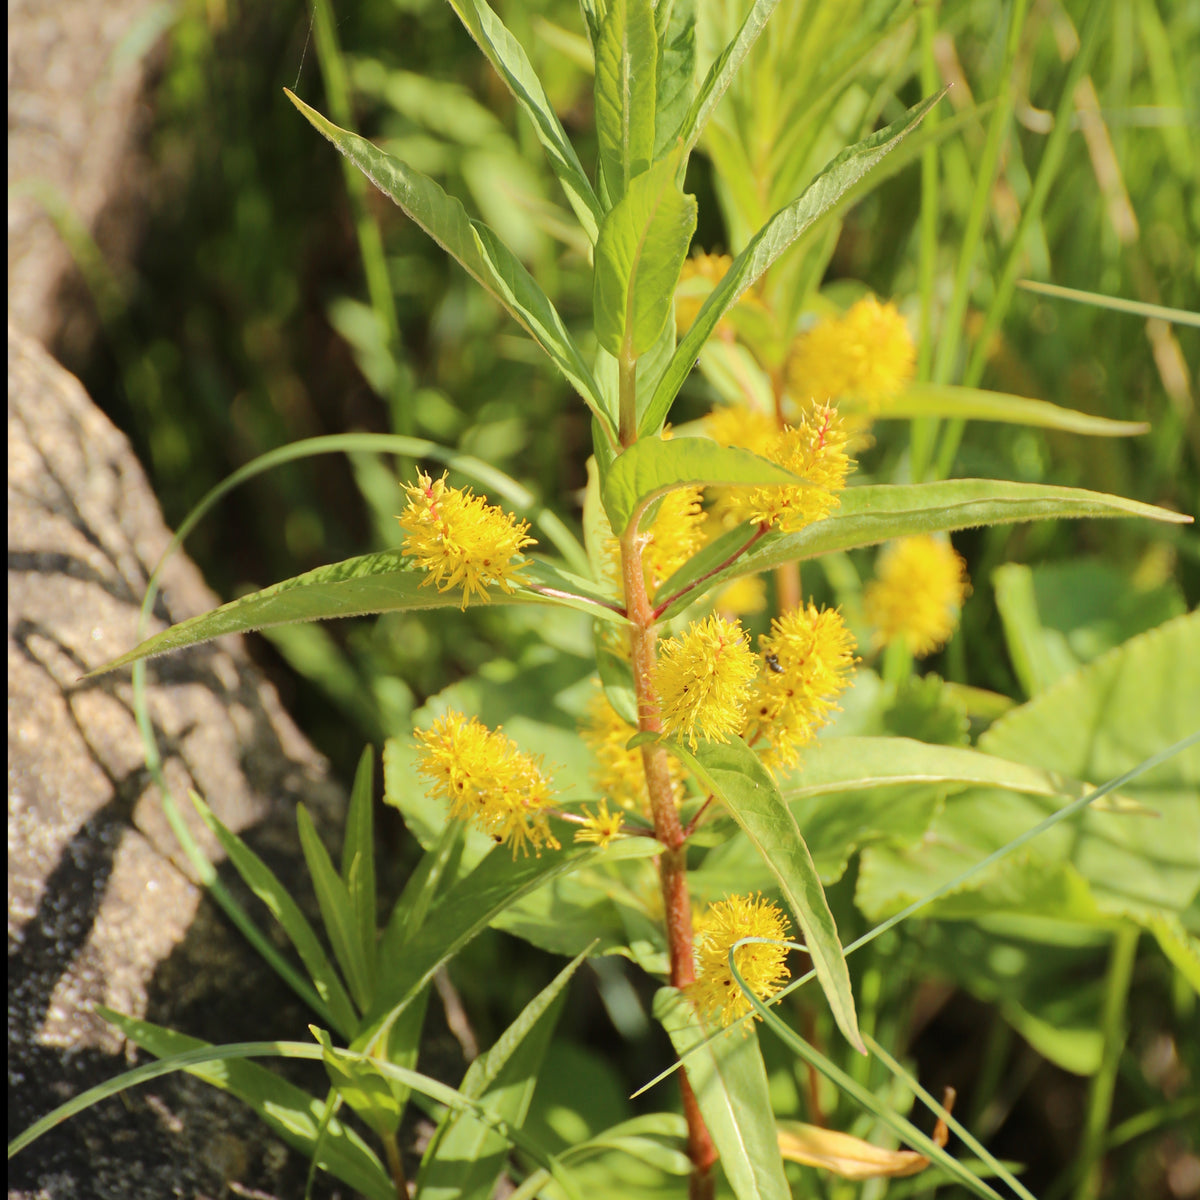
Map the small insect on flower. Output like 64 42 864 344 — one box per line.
689 893 792 1026
397 470 535 609
744 604 857 771
414 710 559 856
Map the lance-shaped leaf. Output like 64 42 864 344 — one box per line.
354 844 596 1053
675 0 780 162
418 950 587 1200
103 1012 395 1200
285 90 614 437
594 152 697 359
90 550 628 677
640 91 943 435
656 989 791 1200
654 480 1191 619
871 383 1149 436
595 0 657 203
667 738 863 1053
602 434 797 535
653 0 696 158
445 0 602 242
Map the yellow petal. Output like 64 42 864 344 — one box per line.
776 1122 930 1180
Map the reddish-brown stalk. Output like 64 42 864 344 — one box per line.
617 346 715 1198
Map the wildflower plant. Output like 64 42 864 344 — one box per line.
17 4 1198 1200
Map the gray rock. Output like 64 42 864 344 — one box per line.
8 325 358 1198
7 0 167 363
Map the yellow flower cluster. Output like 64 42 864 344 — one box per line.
743 605 857 771
689 893 792 1026
654 614 759 750
787 296 915 410
738 405 852 533
704 404 852 534
414 710 559 856
863 535 971 658
397 470 534 609
580 687 685 812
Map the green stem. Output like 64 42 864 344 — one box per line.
1072 925 1138 1200
618 343 639 447
910 0 941 484
310 0 411 436
383 1130 408 1199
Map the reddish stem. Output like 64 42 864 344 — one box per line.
620 518 717 1190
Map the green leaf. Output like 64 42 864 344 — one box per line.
602 435 797 536
312 1027 404 1139
297 805 374 1012
355 844 597 1053
994 559 1187 698
785 736 1131 808
668 737 863 1052
594 0 658 203
640 91 943 435
101 1013 394 1200
419 951 588 1200
284 90 614 436
593 152 698 357
653 0 695 158
656 990 791 1200
875 383 1150 436
858 615 1200 931
675 0 781 162
92 548 628 678
445 0 602 242
342 747 378 995
190 793 359 1040
595 620 638 725
655 480 1192 619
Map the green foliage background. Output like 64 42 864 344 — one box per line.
71 0 1199 1196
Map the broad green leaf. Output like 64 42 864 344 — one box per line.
593 153 698 358
675 0 781 162
640 91 943 435
419 951 587 1200
190 794 359 1040
285 90 614 436
508 1114 691 1200
994 559 1187 698
445 0 602 242
784 736 1134 808
101 1013 394 1200
858 614 1200 931
655 480 1192 619
602 435 798 535
874 383 1150 436
668 738 863 1052
92 548 628 677
653 0 696 158
297 805 374 1012
595 0 657 203
342 747 378 994
656 989 791 1200
354 844 597 1053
